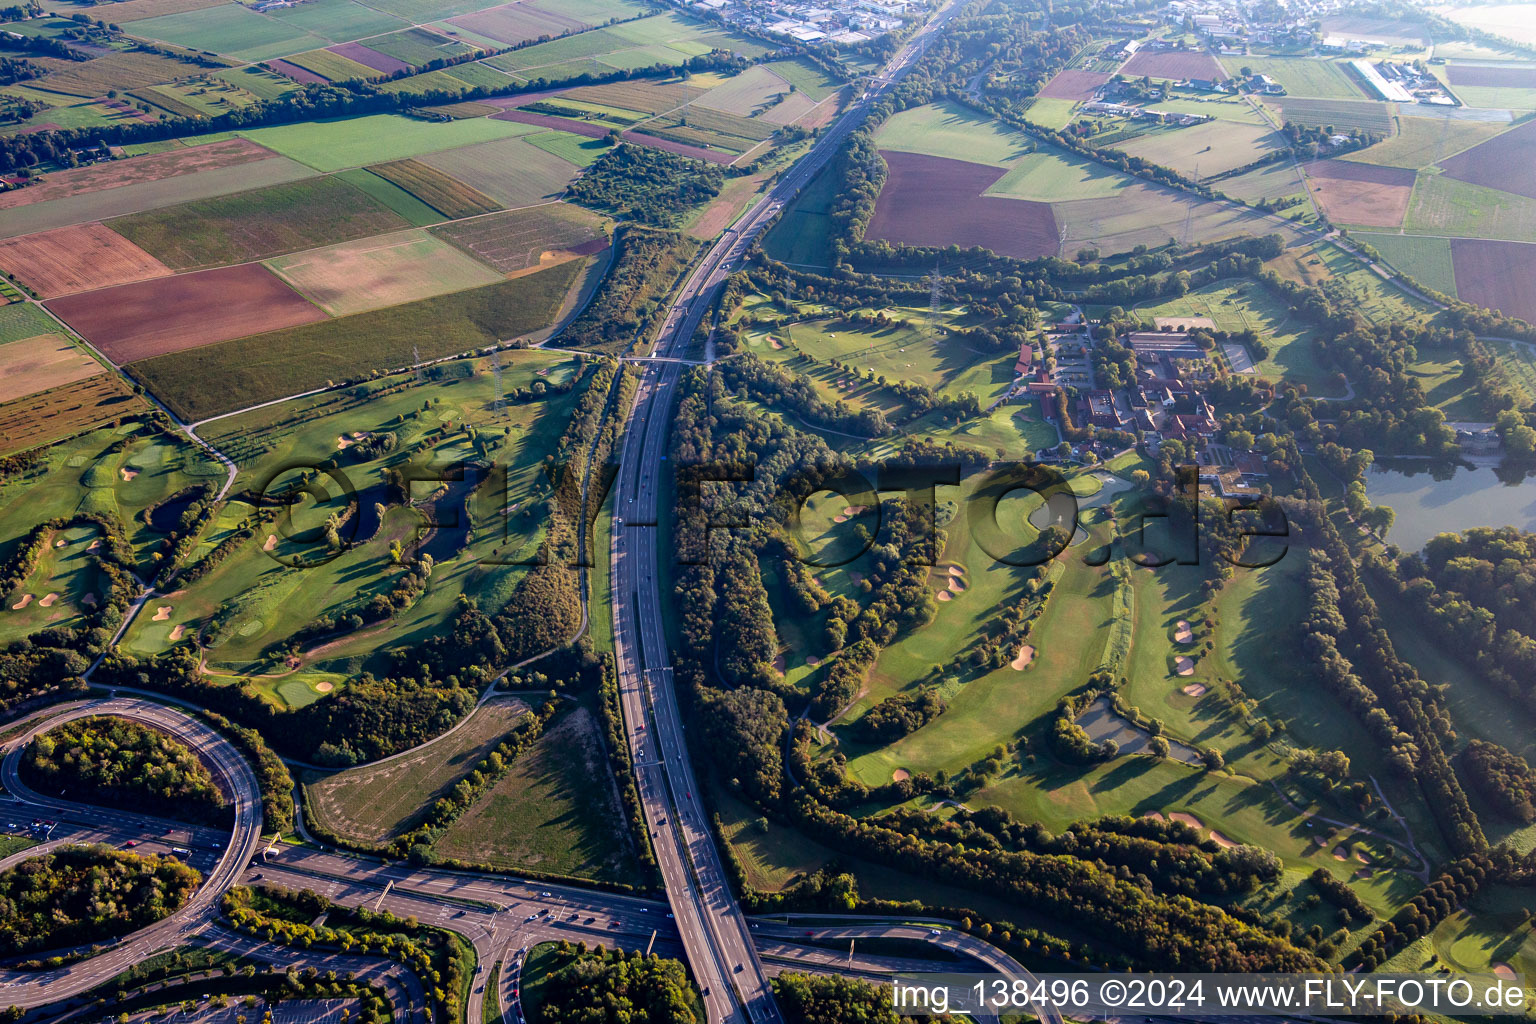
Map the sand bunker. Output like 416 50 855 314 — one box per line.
38 593 58 607
948 564 965 577
336 431 371 451
168 624 186 642
1209 830 1238 849
81 593 97 607
54 538 65 548
10 594 32 610
1174 619 1193 643
843 505 868 516
1494 963 1516 980
1354 867 1372 880
315 682 334 693
1143 811 1165 821
832 515 848 523
1355 849 1373 864
774 653 787 675
263 534 277 552
849 571 865 584
1174 656 1195 676
947 576 966 593
1169 812 1202 829
937 590 953 602
1011 645 1036 670
87 539 100 551
153 605 173 621
892 769 910 782
1181 682 1207 697
1333 845 1351 860
769 336 784 349
119 468 139 481
805 656 822 667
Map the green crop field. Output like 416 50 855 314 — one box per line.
265 0 408 42
1221 56 1366 99
305 700 530 843
433 705 643 882
440 61 516 90
875 100 1035 166
524 130 611 167
127 5 327 62
1117 120 1286 179
1354 231 1458 295
214 66 299 100
236 114 541 173
418 135 581 209
763 57 843 101
1346 115 1508 170
0 304 61 344
1404 170 1536 240
333 166 443 226
109 173 412 269
985 144 1133 201
362 27 479 66
1268 97 1395 135
281 48 381 82
127 258 583 420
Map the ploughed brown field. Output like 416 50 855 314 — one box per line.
620 130 735 164
1303 158 1415 228
0 223 170 298
490 108 612 138
0 139 274 210
1438 119 1536 201
267 60 328 85
328 42 410 75
1451 238 1536 324
1038 69 1112 101
1446 64 1536 88
865 151 1059 260
46 263 327 364
1119 49 1225 82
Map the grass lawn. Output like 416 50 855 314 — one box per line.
432 703 643 882
1353 231 1457 296
1025 96 1077 129
761 159 838 267
304 699 530 843
985 144 1133 201
1430 886 1536 976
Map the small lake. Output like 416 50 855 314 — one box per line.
1364 461 1536 552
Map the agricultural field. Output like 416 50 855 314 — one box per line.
362 27 479 67
1119 48 1225 82
1116 119 1286 179
265 227 505 316
866 151 1059 260
415 135 581 208
235 114 541 173
265 0 410 43
305 699 530 843
0 333 104 405
443 3 586 46
0 223 170 298
1345 114 1508 170
1218 161 1307 203
47 262 327 364
365 160 501 219
1447 237 1536 323
31 49 221 98
1403 170 1536 240
1218 56 1365 100
432 705 642 882
1267 97 1395 135
0 138 276 212
333 167 444 226
125 258 583 419
483 11 773 80
278 48 382 83
430 201 608 274
0 374 143 457
1037 68 1110 101
1354 232 1458 296
108 173 414 268
1437 118 1536 200
1302 158 1417 228
125 5 330 62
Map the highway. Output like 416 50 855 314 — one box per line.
0 697 265 1007
604 4 964 1023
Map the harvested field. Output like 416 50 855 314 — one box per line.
1303 158 1416 227
1120 49 1224 82
366 159 500 218
1348 115 1507 170
33 50 221 98
562 78 707 115
108 174 411 269
759 91 817 125
1439 118 1536 200
1451 238 1536 323
0 223 169 298
694 65 791 115
489 108 611 138
47 263 326 364
327 41 409 75
265 227 504 316
1038 69 1110 101
0 138 274 211
1447 64 1536 88
865 151 1058 260
417 135 579 207
100 0 230 22
431 201 607 273
446 3 585 45
0 334 104 403
266 59 329 84
126 259 582 419
0 374 140 456
1053 182 1295 255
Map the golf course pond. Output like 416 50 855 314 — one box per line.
1364 461 1536 553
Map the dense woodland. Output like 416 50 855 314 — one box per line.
567 144 723 227
23 715 230 826
0 845 200 955
534 943 700 1024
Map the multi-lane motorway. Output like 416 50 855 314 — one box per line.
605 5 963 1023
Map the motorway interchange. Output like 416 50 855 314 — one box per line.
0 696 1037 1024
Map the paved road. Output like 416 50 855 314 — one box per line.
0 698 264 1007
